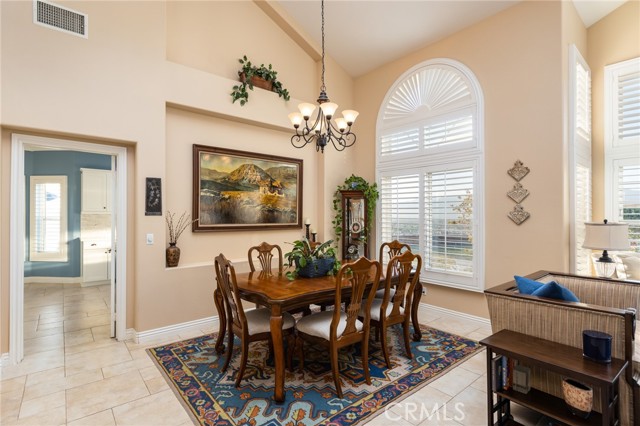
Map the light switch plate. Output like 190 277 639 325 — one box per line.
146 233 154 245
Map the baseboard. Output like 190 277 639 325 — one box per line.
129 315 220 344
0 352 9 367
81 279 110 287
419 302 491 327
24 276 83 284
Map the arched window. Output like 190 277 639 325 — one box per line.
377 59 484 291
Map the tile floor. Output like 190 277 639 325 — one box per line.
1 282 542 426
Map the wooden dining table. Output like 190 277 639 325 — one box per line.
213 270 423 402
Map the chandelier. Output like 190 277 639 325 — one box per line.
288 0 358 153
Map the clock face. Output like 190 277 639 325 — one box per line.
350 222 362 233
347 244 358 255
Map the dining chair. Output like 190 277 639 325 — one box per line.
248 242 283 275
365 250 422 369
294 256 381 398
214 253 295 387
376 240 412 299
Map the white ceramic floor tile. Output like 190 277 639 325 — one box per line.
64 343 132 377
0 375 27 395
18 390 65 419
65 371 149 421
111 389 191 425
66 409 116 426
429 364 481 397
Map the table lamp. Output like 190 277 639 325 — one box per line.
582 220 630 277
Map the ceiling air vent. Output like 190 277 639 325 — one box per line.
33 0 88 38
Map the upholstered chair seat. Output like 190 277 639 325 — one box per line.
296 311 363 340
245 308 295 335
363 298 404 322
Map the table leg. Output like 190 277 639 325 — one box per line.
411 282 423 341
213 289 226 354
270 305 285 403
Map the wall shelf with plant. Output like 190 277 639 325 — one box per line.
230 55 290 106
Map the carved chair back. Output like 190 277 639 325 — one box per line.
214 253 247 333
382 251 422 319
379 240 412 277
248 242 283 275
331 257 381 341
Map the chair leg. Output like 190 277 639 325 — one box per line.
362 335 371 386
330 344 343 398
235 339 249 388
402 319 413 359
222 327 234 373
380 325 392 369
297 337 305 372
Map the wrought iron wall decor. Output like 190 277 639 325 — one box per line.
507 160 530 225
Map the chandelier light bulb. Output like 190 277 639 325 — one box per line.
298 103 316 119
335 118 348 132
341 110 359 125
288 112 303 127
319 102 338 118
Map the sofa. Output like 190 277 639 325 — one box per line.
485 271 639 425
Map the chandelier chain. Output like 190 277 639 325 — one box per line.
320 0 326 93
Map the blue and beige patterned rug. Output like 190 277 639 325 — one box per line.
148 324 481 426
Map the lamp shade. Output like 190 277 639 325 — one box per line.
582 222 630 251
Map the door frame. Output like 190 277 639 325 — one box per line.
10 133 128 364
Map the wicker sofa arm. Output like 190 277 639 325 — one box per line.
485 271 638 425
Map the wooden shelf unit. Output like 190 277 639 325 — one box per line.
481 330 627 426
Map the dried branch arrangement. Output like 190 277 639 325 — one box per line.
166 211 196 244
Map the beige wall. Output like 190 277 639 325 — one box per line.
589 0 640 221
0 0 353 351
1 0 633 353
353 1 569 318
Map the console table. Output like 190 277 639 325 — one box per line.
480 330 627 426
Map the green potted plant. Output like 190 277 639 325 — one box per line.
231 55 291 106
284 238 340 280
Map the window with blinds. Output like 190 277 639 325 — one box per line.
605 58 639 253
569 45 592 275
29 176 68 262
616 163 640 251
377 59 483 291
379 174 420 251
424 168 474 276
617 69 640 141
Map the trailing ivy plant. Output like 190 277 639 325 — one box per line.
331 175 379 244
230 55 290 106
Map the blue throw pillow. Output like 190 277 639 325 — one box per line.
531 281 580 302
514 275 544 294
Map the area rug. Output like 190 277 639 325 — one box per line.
148 324 481 426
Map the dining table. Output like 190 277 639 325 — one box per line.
213 269 423 403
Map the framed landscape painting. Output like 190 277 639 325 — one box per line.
192 144 303 231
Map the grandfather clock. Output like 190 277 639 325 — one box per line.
339 190 369 261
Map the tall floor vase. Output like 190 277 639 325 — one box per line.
166 243 181 267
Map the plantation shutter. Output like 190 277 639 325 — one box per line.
617 69 640 141
30 175 67 262
424 167 474 276
575 164 592 274
380 127 420 157
379 173 420 252
570 47 593 275
616 164 640 251
423 114 473 150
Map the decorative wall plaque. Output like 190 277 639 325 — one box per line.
507 160 530 182
508 204 530 225
507 182 530 204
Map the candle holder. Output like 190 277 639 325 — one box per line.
311 232 317 242
305 224 310 240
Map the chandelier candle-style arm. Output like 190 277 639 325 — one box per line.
288 0 358 153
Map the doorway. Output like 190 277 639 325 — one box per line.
9 134 128 364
